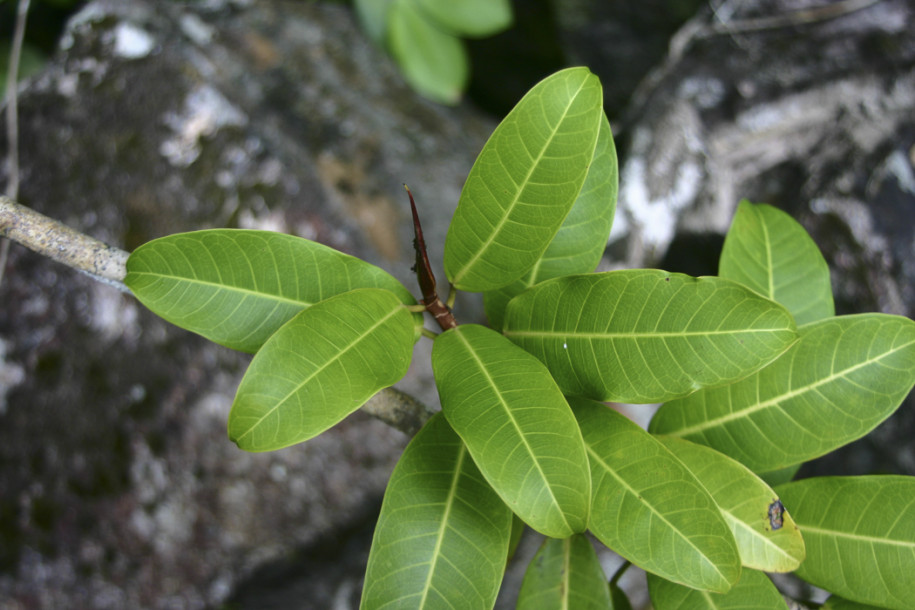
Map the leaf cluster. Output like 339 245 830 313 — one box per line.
125 68 915 609
353 0 512 104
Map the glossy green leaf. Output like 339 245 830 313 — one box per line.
572 398 741 593
650 314 915 471
720 201 834 326
361 413 512 610
444 67 603 291
125 229 418 353
431 324 590 538
647 568 788 610
228 289 414 451
503 271 797 403
484 112 618 330
775 476 915 610
517 535 612 610
388 0 468 104
657 436 805 572
413 0 512 37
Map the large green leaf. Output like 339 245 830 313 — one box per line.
647 568 788 610
517 535 612 610
388 0 468 104
650 314 915 471
361 413 512 610
125 229 418 353
719 201 834 326
657 436 805 572
572 398 741 593
413 0 512 37
444 67 603 291
431 324 590 538
775 476 915 610
503 271 797 403
484 111 618 330
228 289 415 451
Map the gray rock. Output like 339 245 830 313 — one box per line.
0 1 494 607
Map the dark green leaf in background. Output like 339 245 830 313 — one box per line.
388 0 468 104
126 230 418 353
503 271 797 403
353 0 395 45
228 288 415 451
650 314 915 472
431 324 590 538
719 201 834 326
572 398 741 593
444 67 603 291
775 476 915 610
361 413 512 610
658 437 805 572
517 535 612 610
484 111 618 330
647 568 788 610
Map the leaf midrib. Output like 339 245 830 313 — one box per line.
234 305 403 443
454 329 572 533
417 444 468 608
451 77 590 285
504 327 790 339
798 524 915 548
130 270 312 309
669 338 915 437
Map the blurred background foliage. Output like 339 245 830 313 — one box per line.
1 0 704 117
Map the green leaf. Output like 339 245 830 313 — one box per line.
775 476 915 610
650 314 915 471
503 271 798 403
647 568 788 610
228 289 415 451
517 535 612 610
431 324 590 538
444 67 603 291
413 0 512 37
484 111 618 330
719 201 834 326
572 398 741 593
361 413 512 610
388 0 468 104
657 436 805 572
125 229 418 353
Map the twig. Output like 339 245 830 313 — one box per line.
1 0 32 285
0 196 130 291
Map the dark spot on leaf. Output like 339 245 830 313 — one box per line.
768 499 784 530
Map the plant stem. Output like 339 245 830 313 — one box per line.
0 196 130 291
